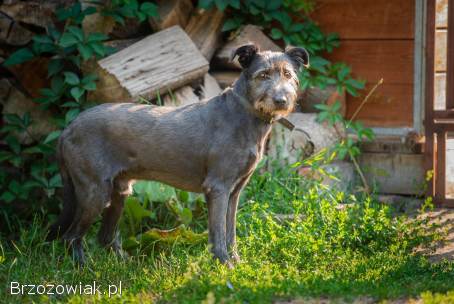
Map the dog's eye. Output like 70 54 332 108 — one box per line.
258 71 270 80
283 70 292 79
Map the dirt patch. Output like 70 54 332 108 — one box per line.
421 208 454 263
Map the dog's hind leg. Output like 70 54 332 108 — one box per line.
63 183 107 266
98 181 127 257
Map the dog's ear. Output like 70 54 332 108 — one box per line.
285 46 310 70
230 43 259 69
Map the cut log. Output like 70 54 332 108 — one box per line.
162 86 199 107
214 25 282 69
201 74 222 101
268 112 345 165
185 8 224 61
7 57 50 98
105 38 142 52
88 26 209 103
0 14 34 46
149 0 193 31
111 17 148 39
0 2 54 28
299 85 347 116
210 71 240 88
0 80 56 144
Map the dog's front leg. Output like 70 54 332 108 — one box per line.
226 173 252 263
204 181 230 265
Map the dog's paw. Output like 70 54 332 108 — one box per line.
230 252 241 264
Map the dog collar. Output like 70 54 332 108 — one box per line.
230 89 295 131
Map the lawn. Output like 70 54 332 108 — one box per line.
1 164 454 303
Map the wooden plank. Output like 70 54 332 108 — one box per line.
213 25 282 69
446 0 454 109
310 0 414 39
436 132 447 201
435 73 447 110
90 26 209 102
185 8 224 61
210 71 240 88
346 83 414 127
149 0 193 31
426 0 437 199
327 40 414 84
326 40 414 127
437 0 448 28
435 30 447 72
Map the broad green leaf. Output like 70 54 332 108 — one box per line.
0 191 15 203
215 0 228 10
33 35 54 44
3 48 35 66
44 130 62 144
64 72 80 85
70 86 84 101
49 174 63 188
140 2 158 17
48 59 64 77
133 181 176 203
77 43 93 61
67 26 84 41
87 32 108 43
65 108 80 123
270 28 283 39
59 32 78 48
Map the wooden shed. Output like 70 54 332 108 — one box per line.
310 0 454 207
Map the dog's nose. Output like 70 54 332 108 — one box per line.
274 97 287 105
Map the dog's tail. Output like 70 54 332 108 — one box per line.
47 139 77 241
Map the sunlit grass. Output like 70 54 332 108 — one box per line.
1 164 453 303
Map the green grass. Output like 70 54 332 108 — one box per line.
1 164 454 303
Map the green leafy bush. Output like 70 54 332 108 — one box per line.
198 0 365 97
0 1 158 232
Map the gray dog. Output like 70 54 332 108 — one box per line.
47 43 309 266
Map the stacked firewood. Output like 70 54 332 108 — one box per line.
0 0 345 164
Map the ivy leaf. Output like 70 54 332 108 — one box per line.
222 17 243 32
77 43 93 61
3 48 35 66
215 0 228 11
65 108 80 124
64 72 80 85
44 130 62 144
67 26 84 42
86 32 108 43
49 174 63 188
33 35 54 44
270 28 283 40
198 0 214 9
70 87 84 101
59 32 79 48
90 42 106 57
229 0 240 9
140 2 158 17
48 59 64 78
0 191 15 203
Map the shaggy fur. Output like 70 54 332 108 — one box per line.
48 44 309 266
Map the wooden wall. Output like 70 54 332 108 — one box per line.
435 0 448 110
310 0 415 127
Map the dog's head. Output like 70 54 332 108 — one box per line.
231 43 309 119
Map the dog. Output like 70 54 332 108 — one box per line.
47 43 309 266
